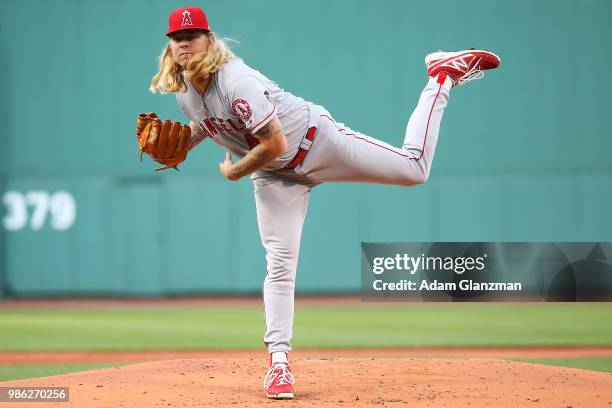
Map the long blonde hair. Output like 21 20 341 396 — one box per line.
150 32 238 94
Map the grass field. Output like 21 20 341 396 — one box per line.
1 302 611 381
0 363 123 382
517 358 612 373
1 303 611 350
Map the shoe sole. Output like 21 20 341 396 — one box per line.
266 392 294 399
425 49 501 70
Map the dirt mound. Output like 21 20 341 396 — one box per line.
1 357 611 407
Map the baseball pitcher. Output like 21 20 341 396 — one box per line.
137 5 501 399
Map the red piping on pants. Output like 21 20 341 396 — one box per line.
321 73 446 162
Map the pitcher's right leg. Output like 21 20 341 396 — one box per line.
399 72 453 183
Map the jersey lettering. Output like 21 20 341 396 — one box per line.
202 118 218 136
201 117 247 135
227 119 244 131
217 118 233 132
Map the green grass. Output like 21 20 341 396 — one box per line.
515 358 612 373
0 303 611 350
0 363 124 382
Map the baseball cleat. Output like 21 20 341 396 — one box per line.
425 49 501 86
264 362 295 399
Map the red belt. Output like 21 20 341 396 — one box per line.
284 126 317 169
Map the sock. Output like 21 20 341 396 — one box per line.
433 72 454 90
271 351 288 364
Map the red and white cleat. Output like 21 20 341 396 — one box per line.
425 49 501 86
264 362 295 399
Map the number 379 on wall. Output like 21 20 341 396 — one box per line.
2 191 76 231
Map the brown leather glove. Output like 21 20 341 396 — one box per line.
136 112 191 171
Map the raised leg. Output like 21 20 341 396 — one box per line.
296 74 453 186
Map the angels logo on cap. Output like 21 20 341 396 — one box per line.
181 10 193 27
166 6 210 36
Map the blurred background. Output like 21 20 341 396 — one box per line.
1 0 611 298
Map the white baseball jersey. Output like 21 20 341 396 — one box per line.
176 59 310 171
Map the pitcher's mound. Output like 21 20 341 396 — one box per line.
2 357 611 407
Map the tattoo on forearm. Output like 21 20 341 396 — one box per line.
255 118 279 140
189 121 208 150
228 144 276 180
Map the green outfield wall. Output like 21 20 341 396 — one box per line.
1 0 611 297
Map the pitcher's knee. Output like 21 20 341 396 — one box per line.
400 163 430 186
412 168 430 185
264 254 297 285
264 271 296 294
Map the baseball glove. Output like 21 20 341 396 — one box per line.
136 112 191 171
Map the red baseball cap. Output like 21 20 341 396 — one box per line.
166 6 210 36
